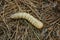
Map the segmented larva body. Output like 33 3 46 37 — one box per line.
10 12 43 29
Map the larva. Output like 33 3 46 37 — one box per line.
10 12 43 29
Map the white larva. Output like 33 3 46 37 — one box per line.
10 12 43 29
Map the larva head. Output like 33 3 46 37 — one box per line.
10 13 20 19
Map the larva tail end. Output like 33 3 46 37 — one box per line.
38 23 43 29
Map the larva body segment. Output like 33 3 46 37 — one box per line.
10 12 43 29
